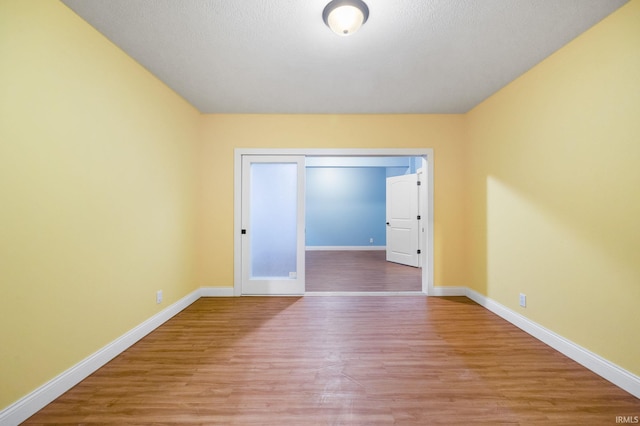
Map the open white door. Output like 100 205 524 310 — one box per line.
386 173 420 267
241 156 305 295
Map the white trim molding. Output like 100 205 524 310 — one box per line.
0 289 202 426
305 246 386 251
199 287 235 297
430 286 467 296
465 288 640 399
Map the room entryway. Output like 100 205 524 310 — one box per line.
234 148 434 296
306 250 421 292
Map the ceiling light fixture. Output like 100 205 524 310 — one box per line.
322 0 369 36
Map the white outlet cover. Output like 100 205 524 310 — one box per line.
519 293 526 307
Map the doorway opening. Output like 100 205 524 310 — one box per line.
305 250 422 293
234 148 434 296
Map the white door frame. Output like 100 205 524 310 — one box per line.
234 148 434 296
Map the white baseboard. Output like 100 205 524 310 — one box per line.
305 246 386 251
0 289 201 426
199 287 235 297
465 288 640 399
430 286 466 296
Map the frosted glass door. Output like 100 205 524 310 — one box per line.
241 156 305 295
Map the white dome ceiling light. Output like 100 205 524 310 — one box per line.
322 0 369 36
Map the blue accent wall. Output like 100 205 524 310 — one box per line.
306 167 387 247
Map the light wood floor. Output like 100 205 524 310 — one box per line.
25 297 639 425
306 250 421 292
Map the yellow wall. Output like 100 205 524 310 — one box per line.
197 114 468 290
0 0 201 409
466 0 640 375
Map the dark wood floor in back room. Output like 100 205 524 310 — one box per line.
306 250 422 292
24 296 639 425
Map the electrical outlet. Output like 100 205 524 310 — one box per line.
369 238 374 244
156 290 163 304
519 293 526 307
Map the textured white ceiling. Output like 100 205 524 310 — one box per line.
61 0 627 114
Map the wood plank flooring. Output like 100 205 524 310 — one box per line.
306 250 421 292
24 297 639 425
